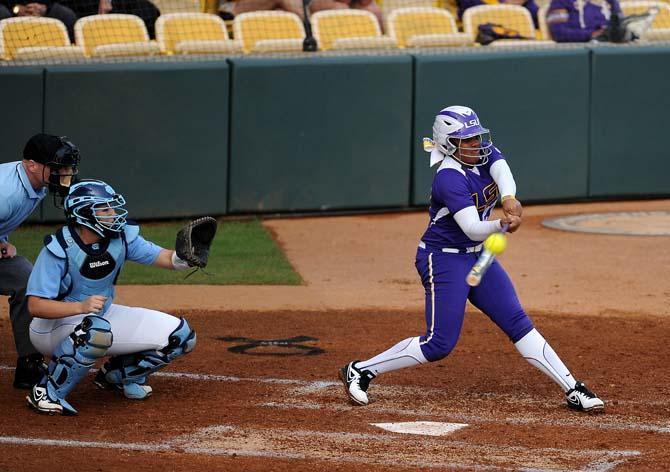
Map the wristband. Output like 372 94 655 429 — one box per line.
501 195 516 202
171 251 190 270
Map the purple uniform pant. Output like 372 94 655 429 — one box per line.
415 248 534 362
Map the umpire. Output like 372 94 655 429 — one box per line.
0 134 80 389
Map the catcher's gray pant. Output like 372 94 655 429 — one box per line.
0 256 40 357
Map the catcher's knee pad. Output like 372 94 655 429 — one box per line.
47 316 113 399
163 317 197 361
102 317 196 386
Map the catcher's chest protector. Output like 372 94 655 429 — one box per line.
46 225 127 314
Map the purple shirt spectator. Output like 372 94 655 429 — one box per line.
547 0 621 42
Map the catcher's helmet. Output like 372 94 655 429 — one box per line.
64 179 127 237
432 106 493 166
23 134 80 200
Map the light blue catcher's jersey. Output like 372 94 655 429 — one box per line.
27 222 162 315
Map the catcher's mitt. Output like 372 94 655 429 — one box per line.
175 217 218 268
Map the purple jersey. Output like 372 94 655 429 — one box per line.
547 0 621 42
420 147 504 249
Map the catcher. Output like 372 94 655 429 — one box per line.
23 179 217 416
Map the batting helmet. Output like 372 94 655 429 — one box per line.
432 106 493 166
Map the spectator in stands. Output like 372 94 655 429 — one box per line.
0 2 11 19
0 0 78 41
457 0 539 28
218 0 305 21
310 0 382 29
59 0 160 37
546 0 621 42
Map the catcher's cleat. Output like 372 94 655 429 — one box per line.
339 361 375 406
93 368 152 400
566 381 604 412
26 385 78 416
92 368 115 391
14 353 47 390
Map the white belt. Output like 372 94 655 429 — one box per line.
419 241 483 254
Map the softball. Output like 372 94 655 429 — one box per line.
484 233 507 255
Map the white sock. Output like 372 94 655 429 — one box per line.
514 328 576 392
356 337 427 376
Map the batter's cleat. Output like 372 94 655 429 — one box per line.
339 361 375 406
26 385 78 416
93 368 152 400
14 353 47 390
566 381 604 412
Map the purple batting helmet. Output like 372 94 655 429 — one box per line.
432 106 493 166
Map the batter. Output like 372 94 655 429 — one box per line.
339 106 604 412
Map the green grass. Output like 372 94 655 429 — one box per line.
12 219 303 285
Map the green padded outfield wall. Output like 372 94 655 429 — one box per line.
590 47 670 197
41 62 229 221
228 56 413 213
412 50 591 206
0 68 45 222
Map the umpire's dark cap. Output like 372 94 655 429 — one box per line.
23 133 71 165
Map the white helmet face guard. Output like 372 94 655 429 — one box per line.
445 132 493 167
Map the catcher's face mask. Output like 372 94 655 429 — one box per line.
91 197 128 233
65 179 128 237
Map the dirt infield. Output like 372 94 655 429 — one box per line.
1 199 669 471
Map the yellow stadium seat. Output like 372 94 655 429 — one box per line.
74 14 160 57
311 10 396 51
155 13 242 55
151 0 201 14
381 0 439 14
381 0 438 27
387 7 472 48
233 11 305 54
621 0 670 40
462 4 537 40
0 17 84 61
382 0 462 26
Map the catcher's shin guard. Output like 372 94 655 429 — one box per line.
95 318 196 399
28 316 112 415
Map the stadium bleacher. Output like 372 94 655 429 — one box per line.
1 0 669 63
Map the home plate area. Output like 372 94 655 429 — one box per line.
0 369 650 471
0 419 638 471
3 308 670 470
160 422 640 471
